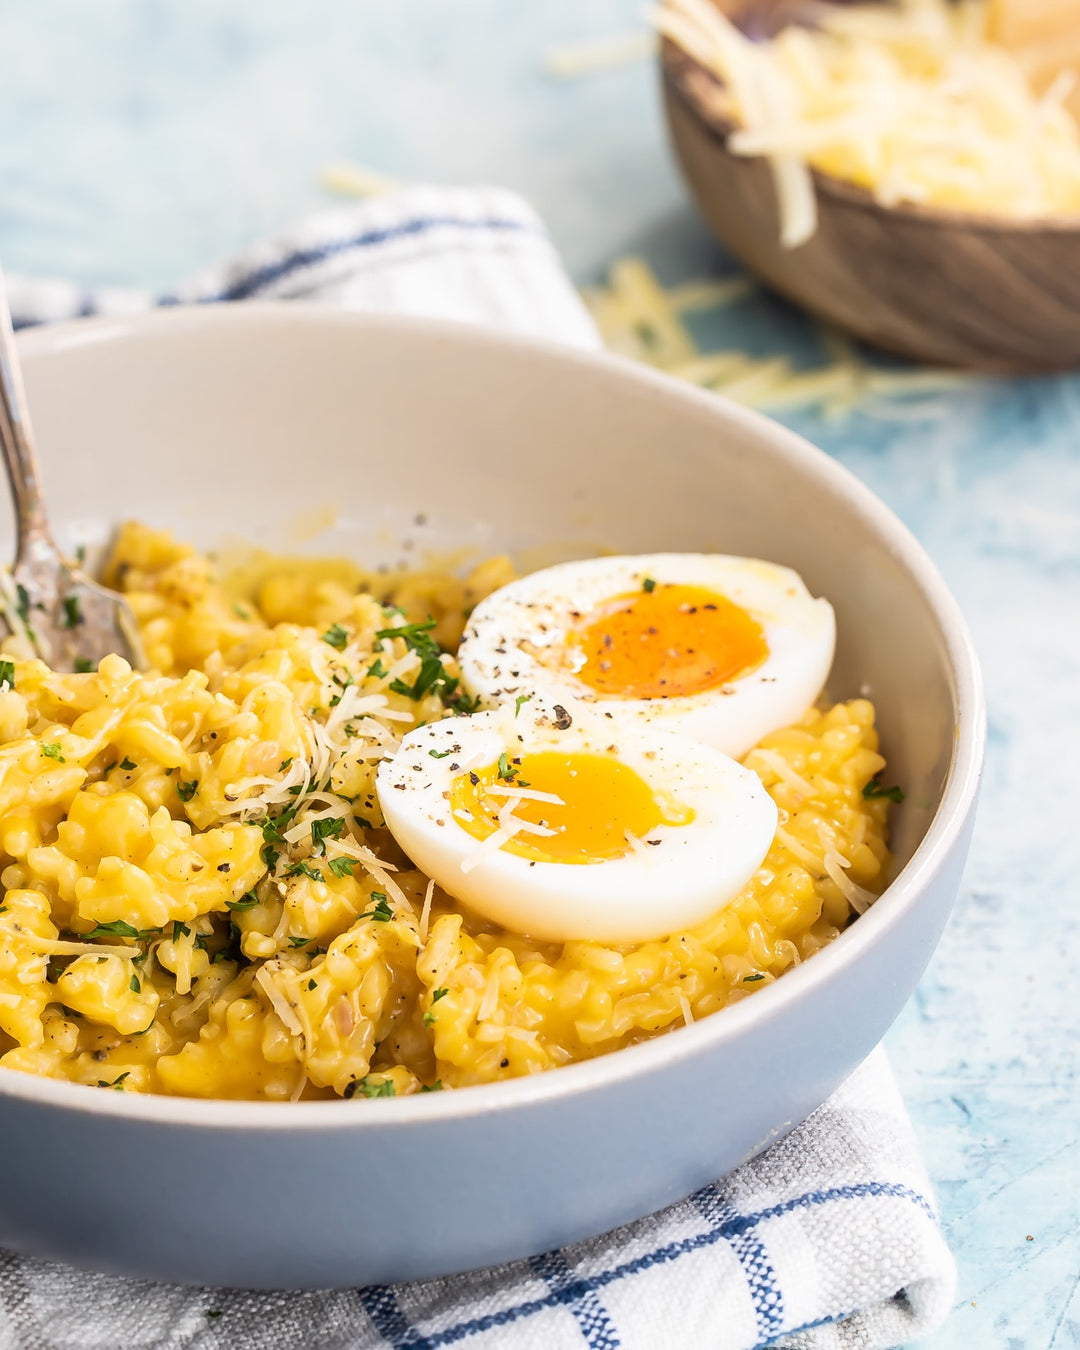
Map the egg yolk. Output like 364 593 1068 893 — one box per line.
449 751 693 865
569 582 767 700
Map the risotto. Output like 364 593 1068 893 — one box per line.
0 524 892 1100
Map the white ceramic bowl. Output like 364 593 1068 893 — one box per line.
0 306 984 1289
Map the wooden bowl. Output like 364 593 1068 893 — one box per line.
661 38 1080 371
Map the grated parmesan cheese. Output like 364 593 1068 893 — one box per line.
745 747 816 798
418 878 435 944
822 848 878 914
459 798 557 875
485 784 565 806
320 162 400 199
255 964 304 1038
656 0 1080 244
585 254 979 418
543 31 655 79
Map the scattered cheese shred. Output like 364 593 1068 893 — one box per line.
320 162 400 199
656 0 1080 244
745 746 817 798
255 964 305 1039
543 31 655 79
485 784 566 806
585 254 978 417
822 848 878 915
419 878 435 944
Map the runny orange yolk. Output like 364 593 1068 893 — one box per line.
570 582 768 700
449 751 693 865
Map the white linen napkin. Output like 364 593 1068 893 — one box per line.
0 186 957 1350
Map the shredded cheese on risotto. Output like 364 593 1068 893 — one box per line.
0 524 893 1100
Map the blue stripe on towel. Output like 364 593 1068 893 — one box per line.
694 1183 784 1338
11 216 539 329
528 1250 622 1349
359 1283 436 1350
189 215 537 305
357 1181 932 1348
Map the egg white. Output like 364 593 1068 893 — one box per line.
375 700 778 944
456 554 836 759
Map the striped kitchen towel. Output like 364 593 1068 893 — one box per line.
5 184 598 351
1 186 956 1350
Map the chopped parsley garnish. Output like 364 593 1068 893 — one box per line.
360 893 393 923
389 651 448 702
98 1072 130 1091
288 935 314 949
429 747 453 759
173 921 191 941
374 618 437 643
260 803 300 871
328 856 356 878
514 694 531 718
83 920 157 940
61 596 84 628
375 614 463 705
321 623 350 650
129 972 141 993
0 660 14 691
285 860 324 883
278 757 293 773
743 973 766 983
446 689 482 716
176 779 198 802
423 990 448 1025
119 757 137 772
420 1080 443 1093
41 742 65 761
862 777 905 804
642 576 657 593
497 753 519 782
15 584 30 623
226 891 259 912
74 656 95 673
329 672 354 707
307 978 317 991
310 816 345 854
367 657 387 680
232 602 250 620
344 1075 395 1099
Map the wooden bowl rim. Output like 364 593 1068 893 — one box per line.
660 38 1080 238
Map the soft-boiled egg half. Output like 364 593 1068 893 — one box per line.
376 699 777 943
457 554 835 759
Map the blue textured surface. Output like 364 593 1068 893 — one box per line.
0 3 1077 1345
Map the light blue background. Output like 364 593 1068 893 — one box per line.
1 2 1077 1346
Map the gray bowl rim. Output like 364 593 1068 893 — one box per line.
0 302 986 1131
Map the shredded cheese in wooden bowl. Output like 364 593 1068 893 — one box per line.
655 0 1080 246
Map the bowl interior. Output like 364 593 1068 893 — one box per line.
11 306 963 878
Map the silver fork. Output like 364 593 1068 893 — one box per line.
0 266 144 672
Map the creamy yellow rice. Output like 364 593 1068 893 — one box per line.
0 525 891 1100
